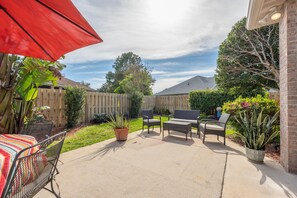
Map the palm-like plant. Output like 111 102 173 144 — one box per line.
108 114 129 129
234 108 279 150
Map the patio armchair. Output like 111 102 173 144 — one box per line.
142 110 161 133
2 131 67 198
199 113 230 145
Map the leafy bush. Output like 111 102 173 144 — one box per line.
92 113 109 124
223 95 279 116
129 91 143 118
189 90 236 115
223 95 280 143
153 107 171 115
65 87 86 128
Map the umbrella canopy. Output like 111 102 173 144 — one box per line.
0 0 102 61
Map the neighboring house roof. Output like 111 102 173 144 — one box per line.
155 76 216 96
40 77 95 91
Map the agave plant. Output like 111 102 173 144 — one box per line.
108 114 129 129
234 108 279 150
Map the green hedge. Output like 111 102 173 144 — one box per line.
189 90 236 115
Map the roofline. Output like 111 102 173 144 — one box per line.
246 0 264 30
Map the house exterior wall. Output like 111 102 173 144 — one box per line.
279 0 297 173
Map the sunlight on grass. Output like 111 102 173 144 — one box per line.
62 116 168 153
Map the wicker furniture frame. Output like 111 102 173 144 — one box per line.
168 110 200 137
2 131 67 198
142 110 161 133
199 114 230 145
163 121 192 140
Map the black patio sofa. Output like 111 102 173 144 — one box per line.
168 110 200 137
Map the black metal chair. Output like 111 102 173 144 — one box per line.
2 131 67 198
22 120 54 142
199 113 230 145
141 110 161 133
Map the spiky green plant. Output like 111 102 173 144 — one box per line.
234 108 279 150
108 114 129 129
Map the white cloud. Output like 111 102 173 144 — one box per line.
62 0 248 64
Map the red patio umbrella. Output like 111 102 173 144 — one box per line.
0 0 102 61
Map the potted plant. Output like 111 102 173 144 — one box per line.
108 114 129 141
234 108 279 163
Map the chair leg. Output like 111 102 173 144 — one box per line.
224 135 226 145
186 133 188 141
217 135 219 141
203 133 205 144
148 126 150 134
142 123 144 131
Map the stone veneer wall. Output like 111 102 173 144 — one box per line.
279 0 297 173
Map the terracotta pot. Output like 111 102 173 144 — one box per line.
114 128 128 141
245 147 265 164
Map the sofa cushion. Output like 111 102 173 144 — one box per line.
170 118 197 125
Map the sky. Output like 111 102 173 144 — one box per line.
62 0 249 93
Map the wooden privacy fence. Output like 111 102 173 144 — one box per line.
35 87 190 128
142 95 189 113
35 88 130 127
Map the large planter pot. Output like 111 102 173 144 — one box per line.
114 128 128 141
245 147 265 164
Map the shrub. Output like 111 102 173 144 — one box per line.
129 91 143 118
92 113 109 124
65 87 86 128
223 95 280 143
153 107 171 115
189 90 236 115
223 95 279 116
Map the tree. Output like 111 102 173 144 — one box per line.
99 52 155 95
80 81 91 87
216 17 279 95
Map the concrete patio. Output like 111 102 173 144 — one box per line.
37 129 297 198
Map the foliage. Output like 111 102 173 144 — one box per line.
223 95 279 116
153 107 171 115
26 106 50 124
189 90 236 115
92 113 109 124
99 52 155 95
108 114 129 129
216 17 279 96
129 92 143 118
0 54 64 133
64 87 86 128
234 109 279 150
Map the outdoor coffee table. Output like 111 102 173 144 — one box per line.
163 120 192 140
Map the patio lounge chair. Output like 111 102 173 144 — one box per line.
142 110 161 133
2 131 67 198
199 113 230 145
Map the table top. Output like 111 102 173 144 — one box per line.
0 134 38 196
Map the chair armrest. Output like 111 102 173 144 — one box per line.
142 115 149 120
201 118 216 122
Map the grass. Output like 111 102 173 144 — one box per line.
62 116 236 153
62 116 168 153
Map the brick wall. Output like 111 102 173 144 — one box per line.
279 0 297 173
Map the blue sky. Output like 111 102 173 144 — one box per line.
61 0 249 93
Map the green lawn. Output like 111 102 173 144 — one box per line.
62 116 168 153
62 116 235 153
